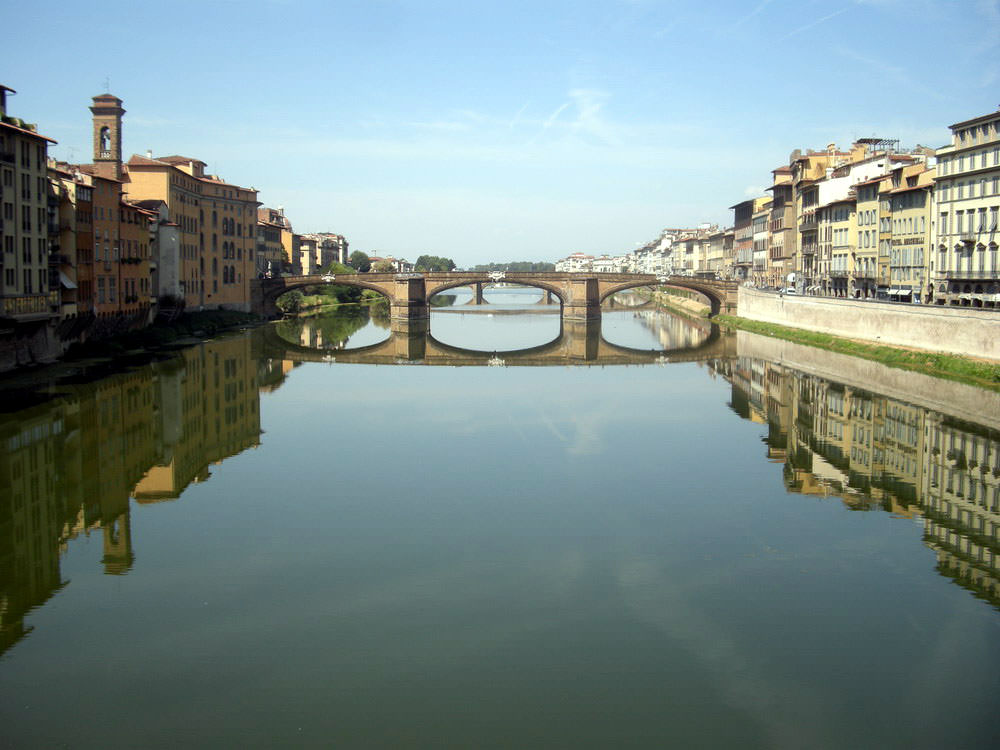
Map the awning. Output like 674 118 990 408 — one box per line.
58 271 77 289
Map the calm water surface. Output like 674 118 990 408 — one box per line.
1 289 998 748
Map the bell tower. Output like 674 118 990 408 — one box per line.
89 93 125 180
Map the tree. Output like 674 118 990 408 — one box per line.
275 289 304 314
472 261 555 272
414 254 456 272
349 251 371 273
321 261 356 275
372 259 396 273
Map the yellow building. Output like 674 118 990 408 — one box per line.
126 155 258 311
852 175 884 298
818 196 855 297
885 164 934 302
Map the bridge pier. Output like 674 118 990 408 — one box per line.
473 282 484 305
389 276 430 325
561 277 602 323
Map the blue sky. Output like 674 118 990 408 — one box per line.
3 0 998 265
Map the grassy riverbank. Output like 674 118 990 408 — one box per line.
714 314 1000 391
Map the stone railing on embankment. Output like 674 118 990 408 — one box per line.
738 286 1000 361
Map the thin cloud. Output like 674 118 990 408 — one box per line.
527 100 571 144
508 100 530 130
782 7 851 39
722 0 775 35
833 45 947 100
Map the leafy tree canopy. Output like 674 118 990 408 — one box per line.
371 259 396 273
348 251 371 273
414 254 456 272
321 261 356 275
472 261 555 272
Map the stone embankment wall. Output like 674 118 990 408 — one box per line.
738 286 1000 361
736 330 1000 431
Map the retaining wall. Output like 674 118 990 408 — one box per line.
738 286 1000 361
735 330 1000 431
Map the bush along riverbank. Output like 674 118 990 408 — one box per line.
714 314 1000 391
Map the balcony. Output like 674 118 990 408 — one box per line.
798 212 817 229
0 294 56 320
941 270 1000 281
0 150 14 164
800 243 818 255
829 269 850 278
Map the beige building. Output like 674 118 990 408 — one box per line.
933 108 1000 308
750 197 771 287
0 85 58 321
767 167 795 288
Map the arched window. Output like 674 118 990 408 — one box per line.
212 258 218 274
99 126 110 153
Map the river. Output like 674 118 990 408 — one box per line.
1 287 997 748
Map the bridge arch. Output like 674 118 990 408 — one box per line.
426 277 565 304
598 278 726 316
260 274 395 312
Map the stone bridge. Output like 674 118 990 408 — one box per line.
251 272 739 325
254 318 736 367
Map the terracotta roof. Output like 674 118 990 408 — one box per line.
157 155 207 167
0 119 56 144
126 154 165 166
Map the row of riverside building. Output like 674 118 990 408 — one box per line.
0 85 350 363
556 106 1000 309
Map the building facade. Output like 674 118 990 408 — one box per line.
933 108 1000 308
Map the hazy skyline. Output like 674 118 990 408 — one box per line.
4 0 999 266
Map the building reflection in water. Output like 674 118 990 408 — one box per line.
712 352 1000 608
0 335 263 655
631 307 713 350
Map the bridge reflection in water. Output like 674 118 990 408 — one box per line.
256 313 732 366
